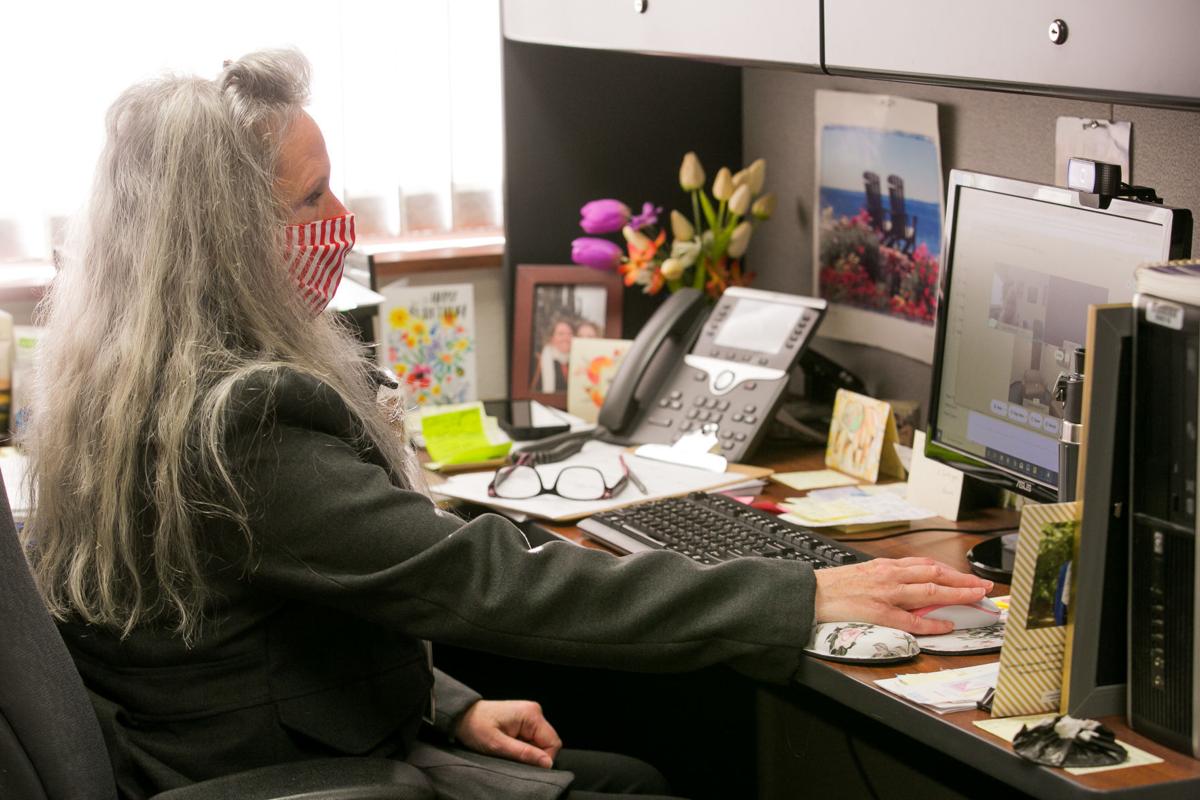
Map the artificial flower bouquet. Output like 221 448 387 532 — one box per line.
570 152 775 300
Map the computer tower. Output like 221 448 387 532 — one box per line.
1130 292 1199 757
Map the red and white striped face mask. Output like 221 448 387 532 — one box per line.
283 213 356 314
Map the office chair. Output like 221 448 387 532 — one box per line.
0 472 433 800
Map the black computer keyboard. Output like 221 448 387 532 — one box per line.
578 492 869 568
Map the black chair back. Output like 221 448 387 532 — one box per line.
0 471 116 800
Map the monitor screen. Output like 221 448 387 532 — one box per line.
927 170 1191 501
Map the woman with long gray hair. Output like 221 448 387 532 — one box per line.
22 49 990 800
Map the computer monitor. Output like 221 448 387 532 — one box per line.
926 169 1191 503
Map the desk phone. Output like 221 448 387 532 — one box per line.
598 286 826 462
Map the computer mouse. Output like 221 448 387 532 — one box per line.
912 597 1002 630
804 622 920 664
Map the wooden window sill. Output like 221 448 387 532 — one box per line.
357 231 505 285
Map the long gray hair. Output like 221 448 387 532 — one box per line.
23 49 415 642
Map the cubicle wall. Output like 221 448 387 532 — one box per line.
745 69 1200 419
503 38 1200 425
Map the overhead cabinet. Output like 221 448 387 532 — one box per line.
502 0 822 71
823 0 1200 107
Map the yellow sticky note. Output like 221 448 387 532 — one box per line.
772 469 859 492
421 405 511 465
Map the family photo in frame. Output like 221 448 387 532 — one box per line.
510 264 623 408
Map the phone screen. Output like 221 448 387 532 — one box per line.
483 399 564 435
507 400 534 428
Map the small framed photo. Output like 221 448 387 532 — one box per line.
511 264 623 408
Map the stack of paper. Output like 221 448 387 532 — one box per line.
875 662 999 714
716 478 768 496
779 484 934 530
431 440 753 521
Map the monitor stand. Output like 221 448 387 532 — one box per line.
965 532 1019 582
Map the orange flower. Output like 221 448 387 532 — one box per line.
619 229 669 295
442 308 459 326
586 355 613 385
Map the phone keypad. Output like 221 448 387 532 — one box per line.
663 382 773 452
632 292 826 462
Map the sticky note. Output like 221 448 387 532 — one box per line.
772 469 859 492
420 404 511 465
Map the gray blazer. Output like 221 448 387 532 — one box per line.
61 369 816 799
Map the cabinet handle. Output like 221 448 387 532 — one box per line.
634 0 648 13
1048 19 1068 45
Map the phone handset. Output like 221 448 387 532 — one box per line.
598 287 707 436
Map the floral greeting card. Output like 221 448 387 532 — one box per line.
378 283 477 408
566 337 632 423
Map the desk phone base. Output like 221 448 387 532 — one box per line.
579 492 869 568
620 287 827 463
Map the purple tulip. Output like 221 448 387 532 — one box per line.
579 199 631 234
571 237 623 270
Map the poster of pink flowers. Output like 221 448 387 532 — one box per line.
378 283 477 407
814 90 944 362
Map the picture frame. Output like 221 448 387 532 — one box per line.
511 264 623 408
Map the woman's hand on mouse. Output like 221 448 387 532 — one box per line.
814 557 994 635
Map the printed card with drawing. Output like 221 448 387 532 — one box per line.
566 337 631 424
991 501 1080 718
825 389 906 483
378 283 477 408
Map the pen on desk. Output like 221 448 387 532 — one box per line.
620 454 648 494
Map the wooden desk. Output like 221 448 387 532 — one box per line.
544 442 1200 799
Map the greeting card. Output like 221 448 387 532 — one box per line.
991 501 1080 718
566 337 632 423
378 283 477 407
825 389 906 483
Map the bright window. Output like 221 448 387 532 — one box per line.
0 0 503 261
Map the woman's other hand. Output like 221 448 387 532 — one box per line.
814 557 994 635
455 700 563 769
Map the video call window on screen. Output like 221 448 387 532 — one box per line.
927 170 1189 500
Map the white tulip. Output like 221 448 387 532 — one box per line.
679 152 705 191
746 158 766 195
670 210 694 241
728 221 753 259
728 185 751 217
752 192 776 220
712 167 733 201
660 258 685 280
622 225 651 251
